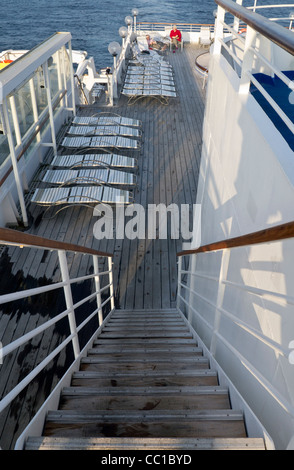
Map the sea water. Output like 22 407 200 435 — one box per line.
0 0 292 70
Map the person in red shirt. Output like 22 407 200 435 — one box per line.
170 25 182 52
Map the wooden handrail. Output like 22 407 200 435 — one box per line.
177 221 294 257
0 227 112 257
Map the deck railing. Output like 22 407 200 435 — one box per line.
213 0 294 137
136 22 215 34
0 227 114 415
177 221 294 315
176 220 294 447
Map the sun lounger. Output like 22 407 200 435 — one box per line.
61 135 140 150
31 185 131 212
66 124 141 138
72 115 141 128
42 168 136 187
50 153 137 171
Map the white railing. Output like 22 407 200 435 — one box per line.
213 0 294 138
177 221 294 449
137 22 215 33
0 227 114 416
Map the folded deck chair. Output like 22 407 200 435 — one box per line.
125 74 174 85
61 135 140 150
66 124 141 139
50 153 137 171
200 26 212 47
31 186 131 214
123 83 176 93
72 115 142 128
42 168 136 187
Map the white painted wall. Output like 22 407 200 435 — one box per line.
189 52 294 449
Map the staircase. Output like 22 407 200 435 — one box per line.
25 309 266 450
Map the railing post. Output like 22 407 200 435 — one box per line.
58 250 80 359
239 25 257 94
108 256 115 311
93 255 103 326
177 255 183 310
213 5 226 55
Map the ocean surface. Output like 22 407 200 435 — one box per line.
1 0 293 70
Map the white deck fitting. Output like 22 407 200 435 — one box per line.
42 168 135 186
50 153 137 170
61 136 140 149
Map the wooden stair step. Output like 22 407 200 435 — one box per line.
25 436 266 450
97 331 193 338
91 343 199 352
81 355 208 364
86 349 203 360
112 309 179 315
102 326 190 332
93 338 197 346
71 369 219 387
80 358 210 372
59 386 231 411
88 346 202 355
43 409 247 439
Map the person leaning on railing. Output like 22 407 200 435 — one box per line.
170 24 182 52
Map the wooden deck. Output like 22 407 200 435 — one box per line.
0 43 206 449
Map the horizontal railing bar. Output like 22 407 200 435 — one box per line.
0 227 113 258
0 332 76 414
76 306 100 333
0 280 66 305
137 22 214 26
177 220 294 256
180 292 294 417
248 45 294 89
180 269 294 304
215 0 294 55
247 4 294 10
0 272 111 305
69 270 111 285
71 283 112 311
219 37 243 67
1 307 71 359
249 73 294 134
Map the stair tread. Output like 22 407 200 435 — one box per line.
25 436 266 450
73 369 217 378
43 409 247 439
94 338 196 344
46 409 244 420
90 346 200 353
61 385 228 395
81 356 208 364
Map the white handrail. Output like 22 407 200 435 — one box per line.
214 0 294 139
0 233 114 418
